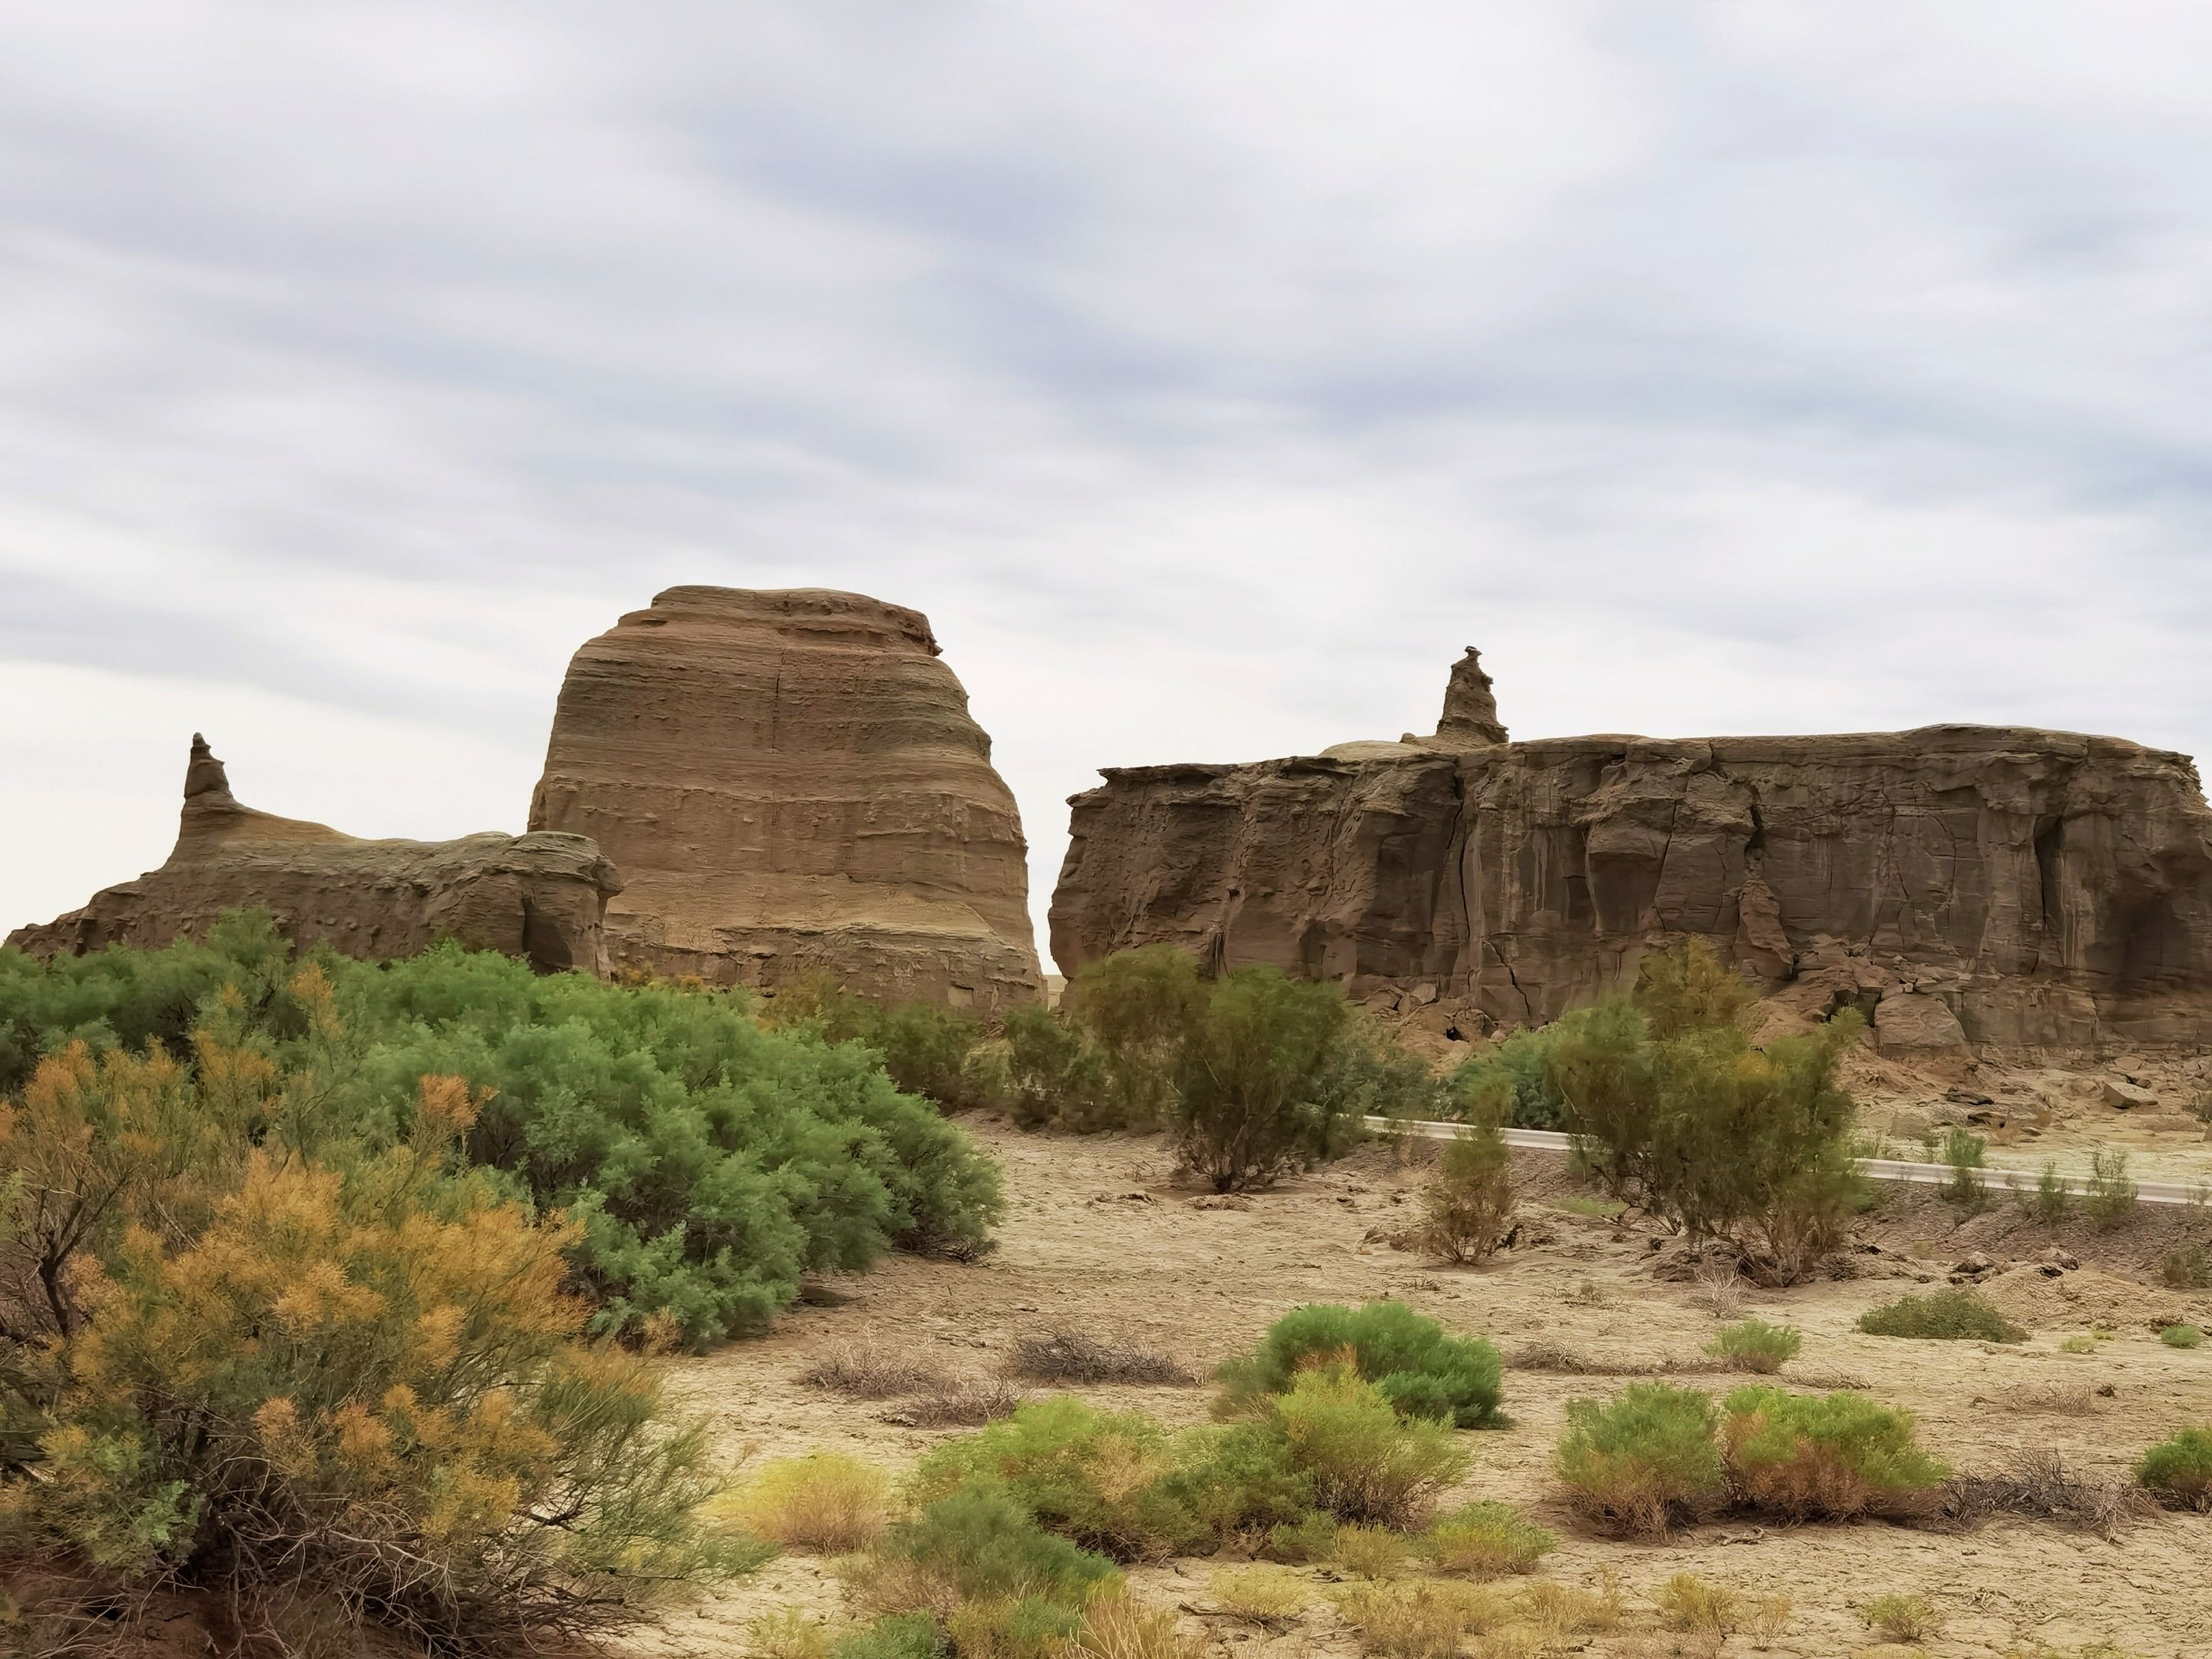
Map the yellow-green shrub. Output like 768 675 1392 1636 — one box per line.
1265 1366 1469 1528
1423 1500 1556 1578
724 1452 893 1551
1553 1383 1725 1536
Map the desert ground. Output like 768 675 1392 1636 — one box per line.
617 1118 2212 1659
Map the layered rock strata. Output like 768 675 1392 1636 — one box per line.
528 587 1041 1007
11 737 620 972
1050 656 2212 1048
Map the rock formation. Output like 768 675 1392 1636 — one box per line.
1050 654 2212 1049
528 587 1041 1007
10 736 621 972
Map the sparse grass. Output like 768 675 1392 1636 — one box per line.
2061 1334 2098 1354
2136 1424 2212 1509
2011 1382 2101 1416
1071 1584 1207 1659
1330 1578 1510 1659
1743 1592 1792 1647
1706 1317 1802 1373
2161 1323 2203 1349
1209 1565 1311 1624
886 1380 1027 1426
1516 1575 1622 1640
747 1606 836 1659
1943 1450 2151 1531
1856 1287 2026 1343
1657 1574 1740 1639
801 1336 953 1399
1423 1500 1557 1578
722 1452 894 1552
1329 1522 1416 1580
1863 1593 1943 1643
1010 1329 1197 1386
1554 1382 1726 1536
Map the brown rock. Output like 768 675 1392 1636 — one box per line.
1874 992 1971 1055
1434 647 1508 747
2100 1077 2159 1111
529 587 1041 1007
10 736 618 972
1049 653 2212 1048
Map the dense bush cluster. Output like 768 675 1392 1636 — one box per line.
1548 940 1864 1283
1856 1288 2027 1344
1216 1301 1505 1429
1004 945 1435 1189
0 914 1013 1647
1552 1381 1950 1535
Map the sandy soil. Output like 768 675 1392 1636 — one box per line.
619 1121 2212 1659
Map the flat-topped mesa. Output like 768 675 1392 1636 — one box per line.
528 586 1042 1008
9 737 620 972
1049 654 2212 1050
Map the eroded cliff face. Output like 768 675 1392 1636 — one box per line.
1050 663 2212 1049
528 586 1041 1007
10 737 620 972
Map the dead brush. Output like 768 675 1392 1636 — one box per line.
1689 1261 1747 1320
2007 1382 2104 1417
881 1379 1027 1428
1007 1328 1196 1386
1939 1450 2154 1532
1506 1342 1725 1377
799 1334 952 1399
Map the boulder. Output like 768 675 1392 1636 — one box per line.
2101 1077 2160 1111
1874 992 1971 1055
1049 648 2212 1047
9 736 618 973
529 587 1041 1007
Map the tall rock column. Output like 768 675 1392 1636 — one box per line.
528 586 1042 1007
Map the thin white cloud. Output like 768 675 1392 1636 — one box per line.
3 3 2209 953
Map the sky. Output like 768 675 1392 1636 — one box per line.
5 3 2211 965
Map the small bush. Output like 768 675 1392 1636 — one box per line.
1420 1105 1516 1264
2028 1160 2071 1226
750 1606 837 1659
2161 1323 2204 1349
725 1452 893 1552
1941 1128 1988 1210
2160 1242 2211 1290
1328 1521 1415 1579
1217 1300 1504 1428
1863 1593 1943 1643
2135 1425 2212 1509
1449 1027 1567 1131
1706 1318 1801 1374
1554 1383 1725 1536
1856 1287 2026 1343
1719 1387 1950 1520
1008 1330 1195 1386
1069 1584 1207 1659
831 1612 945 1659
908 1398 1204 1561
1265 1366 1469 1528
1330 1578 1508 1659
1263 1511 1340 1563
1423 1500 1557 1578
2059 1334 2097 1354
1210 1565 1311 1623
853 1487 1119 1618
803 1337 954 1399
2085 1148 2137 1229
1657 1573 1740 1637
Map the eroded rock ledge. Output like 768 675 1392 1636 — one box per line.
10 736 620 973
1048 656 2212 1049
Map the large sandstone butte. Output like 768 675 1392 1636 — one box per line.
1051 651 2212 1049
528 586 1042 1007
10 737 620 972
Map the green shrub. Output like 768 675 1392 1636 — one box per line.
1419 1098 1515 1263
1856 1288 2025 1343
1422 1500 1556 1578
1262 1367 1469 1528
832 1612 946 1659
1449 1025 1566 1131
2028 1160 2071 1226
1719 1387 1951 1520
1941 1128 1988 1210
2085 1148 2137 1229
1217 1301 1504 1428
2160 1242 2210 1290
1706 1318 1802 1374
1314 1015 1458 1124
2161 1324 2204 1349
908 1398 1208 1561
857 1487 1120 1612
1061 945 1207 1131
1002 1003 1120 1132
2135 1426 2212 1509
1862 1593 1943 1644
1263 1511 1339 1563
1548 941 1863 1284
1554 1383 1726 1536
1173 966 1354 1190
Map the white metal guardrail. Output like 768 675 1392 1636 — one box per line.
1363 1116 2207 1207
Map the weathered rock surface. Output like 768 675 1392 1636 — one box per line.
528 587 1041 1007
10 737 619 972
1050 654 2212 1048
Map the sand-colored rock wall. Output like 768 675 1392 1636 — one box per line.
528 587 1041 1007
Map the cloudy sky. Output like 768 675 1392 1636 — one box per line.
6 4 2210 961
